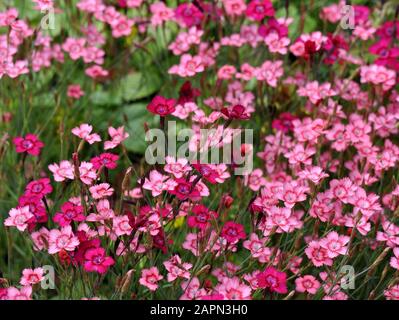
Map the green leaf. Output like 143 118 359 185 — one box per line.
121 71 162 102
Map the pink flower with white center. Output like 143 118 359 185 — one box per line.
244 169 266 191
62 38 86 60
360 64 396 91
71 123 101 145
292 117 326 144
76 0 105 13
277 182 308 208
255 60 284 87
243 233 268 258
67 84 85 99
390 248 399 270
6 286 32 300
265 33 290 55
346 115 371 144
150 2 175 26
4 206 33 232
139 267 163 291
138 213 162 236
297 166 329 184
143 170 172 197
104 126 129 150
376 220 399 248
266 206 302 233
112 215 132 237
20 267 44 286
164 156 191 178
215 277 252 300
182 233 199 256
48 226 80 254
163 255 192 282
305 240 333 267
180 277 207 300
89 183 114 199
350 188 381 218
320 231 350 258
79 161 97 185
345 215 371 236
48 160 74 182
325 123 350 151
329 178 357 204
110 16 134 38
284 144 316 166
87 199 115 222
295 275 321 295
169 54 204 77
236 63 256 81
31 227 50 251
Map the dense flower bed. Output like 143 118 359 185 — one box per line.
1 0 399 300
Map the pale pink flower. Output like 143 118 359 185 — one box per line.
20 267 45 286
48 226 80 254
48 160 74 182
89 183 114 199
104 126 129 150
4 206 33 232
139 267 163 291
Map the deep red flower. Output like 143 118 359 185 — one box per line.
192 163 219 184
221 105 250 120
178 81 201 105
169 178 201 201
13 134 44 156
187 204 218 230
272 112 297 133
257 267 288 294
221 221 246 243
147 95 176 116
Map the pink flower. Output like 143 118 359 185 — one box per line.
164 156 191 178
6 286 32 300
110 16 134 38
48 160 74 182
297 166 329 184
72 123 101 144
79 161 97 185
360 64 396 91
25 178 52 198
20 267 44 286
319 231 350 258
139 267 163 291
104 126 129 150
83 247 115 274
163 255 192 282
13 134 44 156
265 33 290 55
53 201 85 227
390 248 399 270
89 183 114 199
221 221 246 243
4 206 33 231
48 226 80 254
255 60 284 87
62 38 86 60
187 204 218 230
67 84 85 99
215 277 252 300
31 227 50 251
245 0 274 21
257 267 287 294
223 0 246 17
169 54 204 77
150 2 174 26
305 240 333 267
217 65 237 80
295 275 320 295
113 215 133 236
329 178 357 204
143 170 171 197
147 95 176 116
85 65 109 79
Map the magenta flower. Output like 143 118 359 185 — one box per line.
221 221 246 243
13 134 44 156
245 0 274 22
147 95 176 116
187 204 218 230
83 247 114 274
53 201 85 227
257 267 287 294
